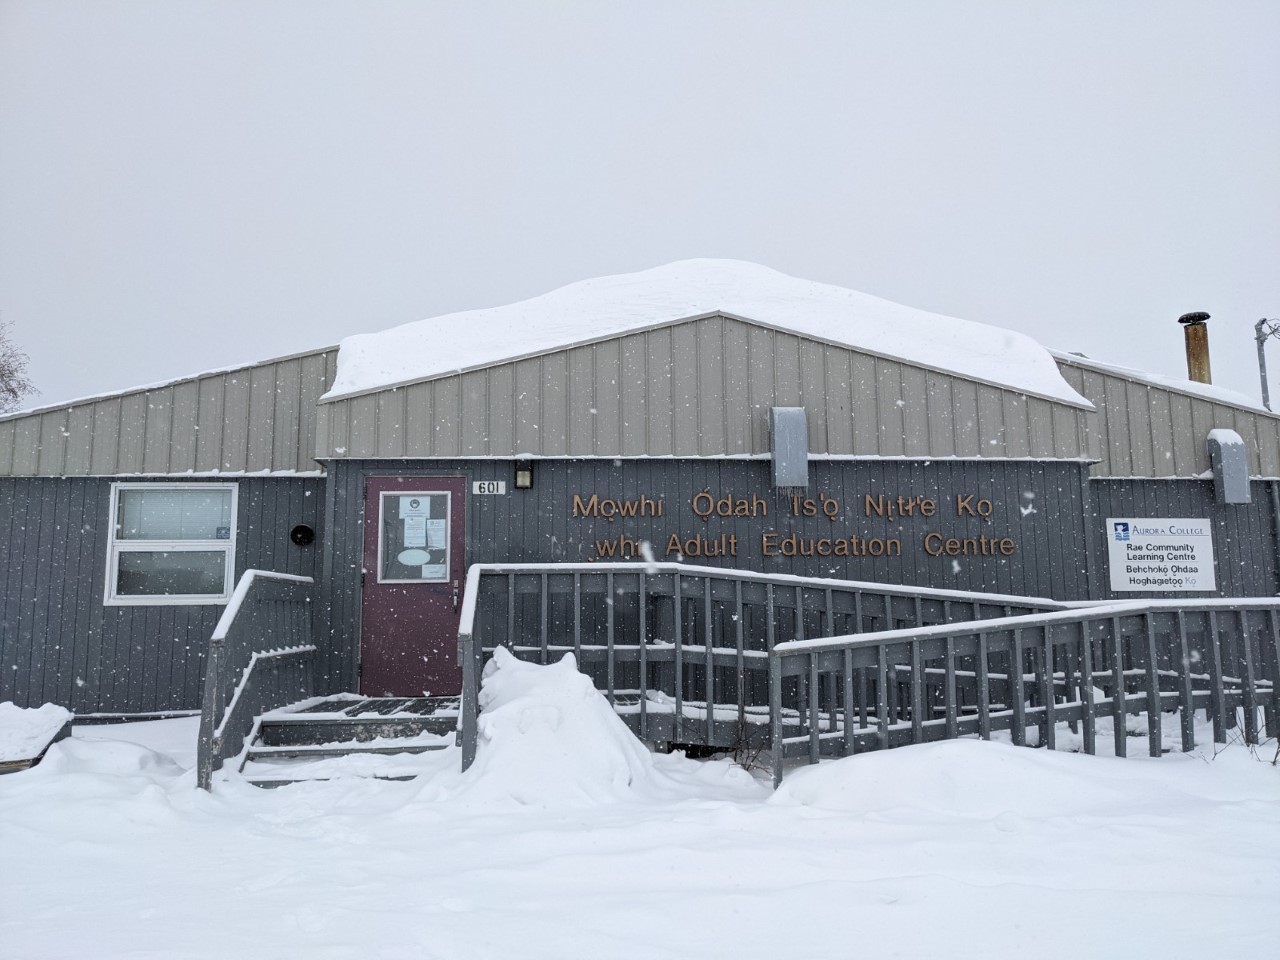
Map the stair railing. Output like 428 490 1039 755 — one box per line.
770 598 1280 785
197 570 316 790
457 562 1068 772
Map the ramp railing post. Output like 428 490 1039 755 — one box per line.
459 624 478 772
196 637 224 791
769 646 784 788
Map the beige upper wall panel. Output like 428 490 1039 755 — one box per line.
316 314 1095 462
0 347 337 477
1054 357 1280 477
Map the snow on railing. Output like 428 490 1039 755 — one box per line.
197 570 315 790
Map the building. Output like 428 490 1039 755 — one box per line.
2 260 1276 716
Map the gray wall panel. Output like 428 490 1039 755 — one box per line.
315 315 1094 463
346 394 378 459
12 417 40 474
0 477 326 713
900 366 930 457
169 380 199 472
194 378 224 473
671 324 699 456
823 350 854 456
37 410 68 476
567 348 595 456
0 347 336 477
723 320 752 454
142 390 172 474
874 360 905 456
375 390 404 460
488 364 517 455
118 393 147 469
462 371 491 457
0 422 13 474
246 366 277 470
217 374 250 469
1056 355 1280 478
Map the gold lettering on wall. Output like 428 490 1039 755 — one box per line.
572 493 664 521
569 487 1020 562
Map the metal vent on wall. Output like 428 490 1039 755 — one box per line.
770 407 809 488
1207 428 1250 504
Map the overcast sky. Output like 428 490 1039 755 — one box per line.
1 1 1277 410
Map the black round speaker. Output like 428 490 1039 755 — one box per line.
290 524 316 546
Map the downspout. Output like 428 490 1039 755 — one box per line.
1271 480 1280 595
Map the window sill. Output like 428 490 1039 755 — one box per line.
104 596 232 607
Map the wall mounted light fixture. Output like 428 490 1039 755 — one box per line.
514 460 534 489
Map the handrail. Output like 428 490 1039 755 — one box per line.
458 563 1280 789
773 596 1280 655
457 562 1069 772
769 599 1280 785
197 570 316 790
459 561 1070 612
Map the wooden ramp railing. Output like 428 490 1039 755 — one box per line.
197 571 315 790
456 562 1069 772
770 599 1280 785
457 563 1279 784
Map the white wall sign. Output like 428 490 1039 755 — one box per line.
472 480 507 495
1106 518 1216 591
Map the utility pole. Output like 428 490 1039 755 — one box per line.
1256 318 1280 411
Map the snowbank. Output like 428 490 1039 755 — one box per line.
0 702 72 762
325 259 1089 405
452 648 654 806
771 735 1278 818
3 710 1278 958
33 736 186 781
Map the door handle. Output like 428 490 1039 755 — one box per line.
452 579 459 609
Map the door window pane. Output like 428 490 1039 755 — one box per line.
379 492 450 582
115 551 227 597
117 488 233 541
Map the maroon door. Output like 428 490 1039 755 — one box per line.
360 475 466 697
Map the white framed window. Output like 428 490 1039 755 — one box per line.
104 482 238 606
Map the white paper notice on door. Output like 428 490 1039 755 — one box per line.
420 564 447 579
403 515 427 548
426 519 447 549
400 496 430 519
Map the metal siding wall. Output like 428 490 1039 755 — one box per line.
1089 479 1279 599
0 348 336 477
320 458 1095 696
316 316 1093 462
0 477 326 713
1056 357 1280 478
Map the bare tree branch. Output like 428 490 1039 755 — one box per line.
0 319 37 413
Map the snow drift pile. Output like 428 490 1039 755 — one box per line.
449 648 655 806
0 701 72 763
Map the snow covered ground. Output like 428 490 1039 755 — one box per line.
2 655 1278 960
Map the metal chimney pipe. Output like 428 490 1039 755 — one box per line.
1178 311 1212 384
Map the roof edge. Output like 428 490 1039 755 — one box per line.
0 344 339 424
1051 350 1279 421
319 310 1095 411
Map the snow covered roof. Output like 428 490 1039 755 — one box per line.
323 259 1091 407
1051 349 1276 417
